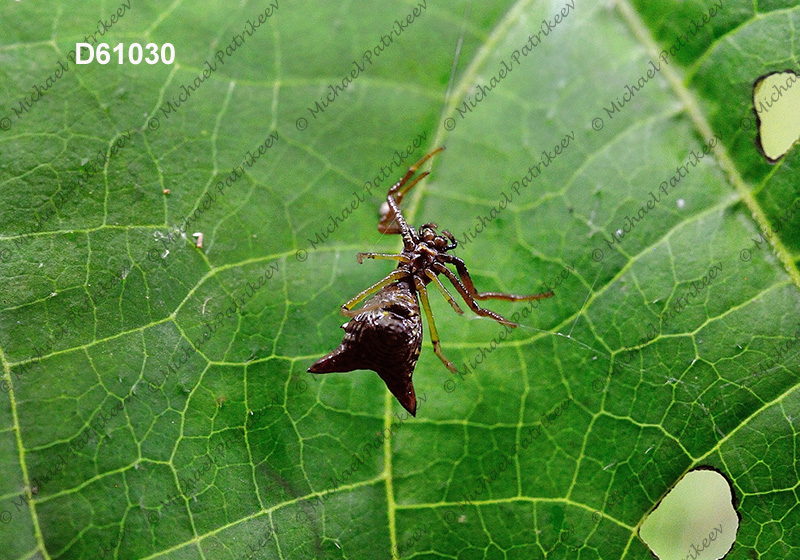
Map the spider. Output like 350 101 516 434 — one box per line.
308 147 554 416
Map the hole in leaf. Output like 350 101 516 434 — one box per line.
640 468 739 560
753 70 799 162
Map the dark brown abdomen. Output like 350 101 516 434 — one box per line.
308 278 423 415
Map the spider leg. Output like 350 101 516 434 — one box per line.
414 275 457 373
440 254 555 302
432 262 518 327
389 146 446 199
356 252 410 264
391 171 430 205
378 172 431 236
341 269 408 317
440 230 458 251
423 269 464 315
378 147 445 240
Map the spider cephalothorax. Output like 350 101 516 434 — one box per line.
308 147 554 416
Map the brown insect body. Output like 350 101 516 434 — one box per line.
308 277 423 415
308 147 555 417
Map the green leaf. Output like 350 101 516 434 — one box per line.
1 1 798 559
